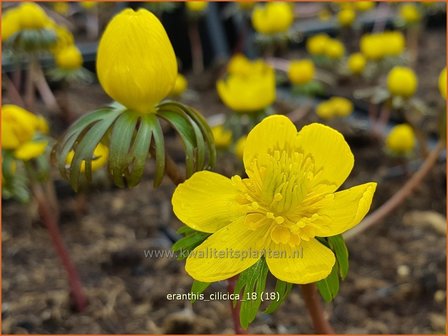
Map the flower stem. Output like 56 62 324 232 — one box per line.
188 20 204 74
344 140 445 240
32 59 59 112
301 284 335 334
165 153 186 186
32 183 88 312
227 276 247 334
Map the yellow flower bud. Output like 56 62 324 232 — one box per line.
306 34 330 56
360 33 384 60
288 59 315 85
66 143 109 173
382 31 405 56
330 97 353 117
18 2 50 30
355 1 375 12
338 9 356 27
212 126 232 149
386 124 416 155
54 45 83 70
439 67 446 99
171 74 188 96
234 135 247 160
186 1 208 12
97 8 177 114
51 24 75 53
14 141 48 161
252 2 294 35
387 66 418 98
325 39 345 59
2 8 21 42
217 64 276 113
399 4 421 24
315 101 334 120
347 53 366 75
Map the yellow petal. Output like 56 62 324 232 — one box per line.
97 8 177 113
185 218 270 282
296 123 354 194
14 141 48 161
172 171 244 233
55 45 83 70
308 182 377 237
266 239 335 284
243 115 297 171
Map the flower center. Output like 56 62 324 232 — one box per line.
232 148 327 246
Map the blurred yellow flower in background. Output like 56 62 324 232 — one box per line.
338 8 356 27
386 124 416 155
1 8 21 41
66 143 109 173
53 2 70 16
172 115 376 283
217 63 276 113
288 59 315 85
234 135 247 160
324 39 345 60
212 126 232 149
171 74 188 96
387 66 418 98
347 53 366 75
186 1 208 12
97 8 177 114
80 2 97 10
399 3 421 24
360 33 384 61
306 33 330 56
315 97 353 119
382 31 405 56
355 1 375 12
252 2 294 35
54 45 83 70
438 67 446 99
17 2 51 30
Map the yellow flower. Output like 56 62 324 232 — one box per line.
186 1 208 12
212 126 232 149
14 141 48 161
227 54 251 76
51 24 75 53
439 67 446 99
172 115 376 284
53 2 70 15
66 143 109 172
2 8 21 42
252 2 294 35
17 2 50 30
234 135 247 160
387 66 418 98
97 8 177 114
2 105 40 150
288 59 315 85
382 31 405 56
355 1 375 11
80 2 96 9
347 53 366 75
54 45 83 70
360 33 384 61
217 64 276 113
315 101 334 120
338 8 356 27
237 1 255 10
399 3 421 24
331 97 353 117
324 39 345 60
171 74 188 96
306 33 329 56
386 124 416 155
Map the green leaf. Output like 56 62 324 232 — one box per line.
264 280 293 314
172 230 210 260
108 111 139 188
127 115 153 187
190 280 210 303
234 258 269 329
316 263 340 302
328 235 349 279
147 114 165 187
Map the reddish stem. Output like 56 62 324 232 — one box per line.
188 20 204 74
32 184 88 312
301 284 335 334
227 276 247 334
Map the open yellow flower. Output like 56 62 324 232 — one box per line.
387 66 418 98
97 8 177 114
217 64 276 113
54 45 83 70
252 2 293 35
172 115 376 284
439 67 446 99
347 53 366 75
288 59 315 85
